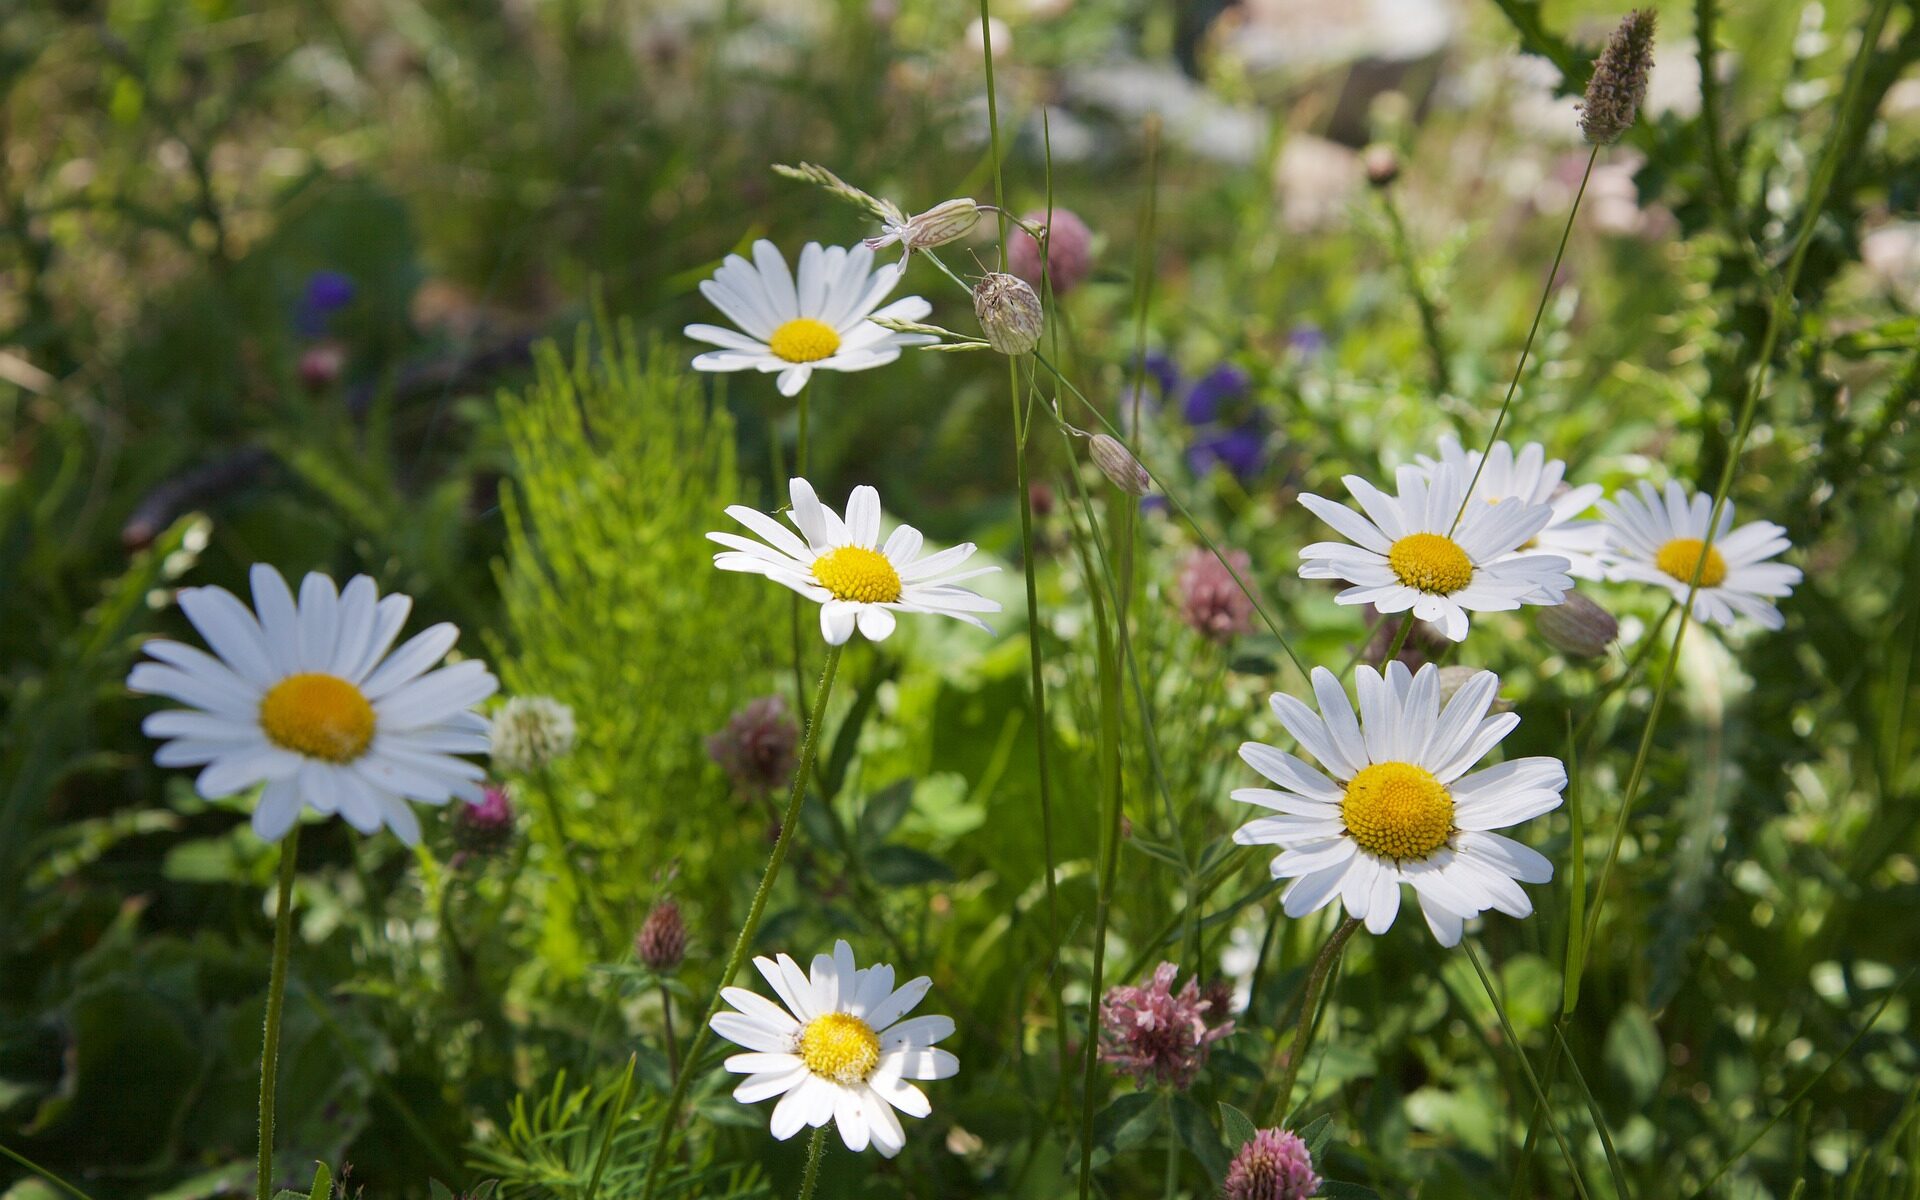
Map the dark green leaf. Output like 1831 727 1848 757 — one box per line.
857 780 915 847
1173 1093 1230 1184
1218 1102 1258 1154
866 845 956 886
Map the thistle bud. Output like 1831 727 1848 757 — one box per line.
1090 434 1151 496
866 198 982 255
451 785 516 857
636 897 687 971
1579 10 1657 145
973 272 1044 355
1362 144 1401 188
1535 591 1620 658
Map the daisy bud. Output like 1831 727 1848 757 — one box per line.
973 272 1044 356
1223 1127 1321 1200
1534 591 1620 658
1579 9 1657 145
635 897 687 971
1362 144 1401 188
1008 207 1095 294
451 785 516 856
489 695 577 774
867 198 982 255
1090 434 1151 496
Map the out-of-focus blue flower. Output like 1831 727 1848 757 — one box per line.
1140 494 1171 515
1287 323 1326 356
1187 422 1267 483
1182 364 1249 426
1140 351 1179 397
296 270 358 335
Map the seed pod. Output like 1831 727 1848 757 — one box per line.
1579 10 1657 145
972 272 1044 355
867 198 982 254
1090 434 1151 496
1535 591 1620 658
1362 144 1401 188
636 897 687 971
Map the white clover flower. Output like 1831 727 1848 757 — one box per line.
1411 436 1608 579
685 240 935 397
1598 481 1802 630
1233 663 1563 947
128 566 495 845
488 695 577 774
712 940 958 1157
1298 462 1574 641
709 477 1000 645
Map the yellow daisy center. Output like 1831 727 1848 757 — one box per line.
1654 537 1727 588
259 673 375 763
811 545 903 604
769 318 841 364
799 1012 881 1085
1387 533 1475 595
1341 761 1455 862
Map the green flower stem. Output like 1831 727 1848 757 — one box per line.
659 982 680 1083
534 767 610 959
796 1126 829 1200
255 825 300 1200
1268 916 1359 1125
1580 0 1895 966
640 642 845 1200
1379 187 1450 397
1162 1090 1180 1200
1451 143 1598 535
1462 941 1592 1200
1 1140 101 1200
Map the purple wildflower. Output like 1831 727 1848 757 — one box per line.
706 695 800 794
1177 548 1256 642
1097 962 1234 1090
1223 1127 1320 1200
295 270 357 335
1182 364 1250 426
1187 421 1268 483
1008 207 1095 294
451 785 516 856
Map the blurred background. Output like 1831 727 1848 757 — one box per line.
2 0 1918 1196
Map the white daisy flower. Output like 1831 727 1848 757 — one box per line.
1298 462 1575 641
1232 663 1563 947
1412 435 1608 579
685 240 936 397
128 565 496 845
712 940 958 1157
709 477 1001 645
1598 480 1802 630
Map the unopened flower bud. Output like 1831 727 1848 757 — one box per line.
451 785 516 856
636 897 687 971
489 696 577 774
866 198 982 255
1580 10 1657 145
1362 144 1401 188
973 272 1044 355
299 342 347 391
1089 434 1151 496
1535 591 1619 658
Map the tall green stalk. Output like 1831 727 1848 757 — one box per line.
1578 0 1896 970
1268 916 1360 1124
640 642 846 1200
797 1127 829 1200
255 826 301 1200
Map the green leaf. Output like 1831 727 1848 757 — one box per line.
1090 1092 1161 1166
1218 1101 1258 1154
309 1164 333 1200
857 780 914 847
1297 1113 1334 1157
1320 1182 1384 1198
866 844 957 886
1123 833 1187 871
1173 1094 1230 1184
1603 1003 1664 1108
427 1181 453 1200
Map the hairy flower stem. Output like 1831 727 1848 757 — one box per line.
1452 144 1599 534
1580 0 1895 970
1268 916 1360 1125
640 643 845 1200
255 826 300 1200
659 983 680 1083
797 1126 829 1200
